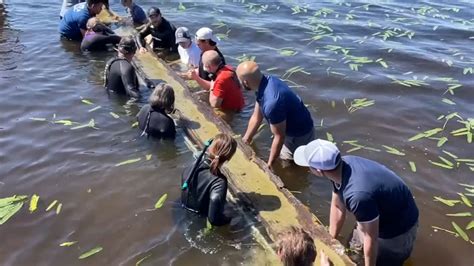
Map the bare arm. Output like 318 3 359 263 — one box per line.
209 93 223 108
243 102 263 144
329 191 346 238
358 218 379 266
268 120 286 167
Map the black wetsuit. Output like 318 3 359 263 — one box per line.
181 157 230 226
104 57 140 98
198 47 225 81
81 26 121 51
137 104 176 139
136 18 178 52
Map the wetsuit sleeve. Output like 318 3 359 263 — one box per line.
137 24 152 48
208 177 230 226
119 61 140 98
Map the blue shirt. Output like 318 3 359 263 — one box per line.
59 2 91 41
256 75 313 137
333 156 419 239
129 3 147 25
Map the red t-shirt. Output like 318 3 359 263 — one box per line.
212 65 245 111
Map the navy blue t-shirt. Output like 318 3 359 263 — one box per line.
129 3 147 24
256 75 313 137
333 156 419 239
59 2 91 40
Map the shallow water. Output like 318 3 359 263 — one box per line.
1 0 473 265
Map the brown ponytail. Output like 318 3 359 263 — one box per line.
209 133 237 175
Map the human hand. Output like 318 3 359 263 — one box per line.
139 47 148 54
242 135 252 145
190 68 199 80
178 70 193 80
320 251 331 266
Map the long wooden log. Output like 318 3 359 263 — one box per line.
97 11 354 265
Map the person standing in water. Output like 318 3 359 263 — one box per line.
137 83 176 139
181 133 237 226
59 0 107 41
104 36 140 98
120 0 147 26
175 27 201 68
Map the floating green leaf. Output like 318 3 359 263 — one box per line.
459 183 474 189
278 48 298 56
115 158 141 167
60 241 77 247
136 254 152 266
326 132 334 142
458 193 473 207
442 98 456 105
79 246 103 259
452 222 470 242
131 121 139 128
409 161 417 172
177 2 186 11
29 117 47 122
432 225 456 235
54 120 75 126
408 128 443 141
0 195 28 225
429 160 453 169
88 106 102 112
463 67 473 75
347 98 375 113
146 154 152 161
154 194 168 209
56 203 62 215
71 119 97 130
446 212 471 217
46 200 58 212
437 137 448 147
382 145 405 156
29 194 39 213
109 112 119 119
81 99 93 105
433 196 460 206
466 221 474 230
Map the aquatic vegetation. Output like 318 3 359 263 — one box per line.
109 112 120 119
452 222 469 242
235 54 256 63
0 195 28 225
346 98 375 113
71 119 97 130
46 200 58 212
245 3 268 14
408 128 443 142
278 48 298 57
291 5 308 15
60 241 77 247
215 29 231 40
442 98 456 105
146 154 152 161
343 140 380 153
56 203 62 215
463 67 473 75
78 246 103 259
388 76 429 88
88 106 102 112
29 194 39 213
154 193 168 209
409 161 417 172
177 2 186 11
381 145 405 156
446 212 471 217
115 158 141 167
81 99 94 105
282 66 310 79
136 254 152 266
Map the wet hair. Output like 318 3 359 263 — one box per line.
209 134 237 175
149 83 175 113
208 40 217 46
118 36 137 55
276 227 317 266
87 0 106 6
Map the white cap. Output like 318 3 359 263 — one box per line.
294 139 341 170
195 27 219 43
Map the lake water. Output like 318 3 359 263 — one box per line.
0 0 473 265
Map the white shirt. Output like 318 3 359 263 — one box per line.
178 42 201 68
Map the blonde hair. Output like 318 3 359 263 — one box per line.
209 134 237 175
276 227 317 266
149 83 175 113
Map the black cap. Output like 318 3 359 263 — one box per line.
118 36 137 54
147 7 161 17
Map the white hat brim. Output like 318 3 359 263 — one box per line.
293 145 309 167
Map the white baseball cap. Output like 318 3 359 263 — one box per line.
195 27 219 43
294 139 341 170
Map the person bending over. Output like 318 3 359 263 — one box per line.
201 50 244 111
181 133 237 226
80 17 121 51
59 0 106 41
120 0 147 26
276 226 317 266
104 36 140 98
136 7 177 58
294 139 419 266
236 61 314 169
137 83 176 139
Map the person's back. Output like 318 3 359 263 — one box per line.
137 104 175 139
259 75 313 137
181 158 228 225
129 3 147 25
341 155 419 239
104 57 139 97
59 2 90 40
81 19 120 51
60 0 84 19
213 65 244 111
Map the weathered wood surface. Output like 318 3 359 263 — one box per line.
97 10 354 265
